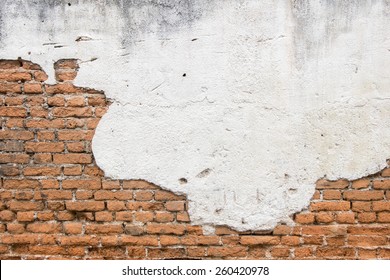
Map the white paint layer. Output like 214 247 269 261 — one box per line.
1 0 389 231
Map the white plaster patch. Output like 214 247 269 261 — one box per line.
1 0 389 231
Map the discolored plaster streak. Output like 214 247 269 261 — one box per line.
0 0 389 231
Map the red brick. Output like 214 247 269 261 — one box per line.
135 211 153 222
377 212 390 223
7 223 25 234
26 119 64 129
301 225 347 236
155 190 186 201
107 201 126 211
1 234 40 244
147 248 185 259
0 71 31 82
0 82 21 93
316 212 334 223
63 166 82 176
271 247 290 258
102 180 121 189
176 212 190 222
24 166 61 176
316 247 355 259
134 190 154 201
352 201 372 212
116 211 133 221
25 142 64 153
335 212 355 224
0 154 30 164
58 130 94 141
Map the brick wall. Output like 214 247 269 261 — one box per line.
0 59 389 259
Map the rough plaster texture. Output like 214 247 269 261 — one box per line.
0 0 389 231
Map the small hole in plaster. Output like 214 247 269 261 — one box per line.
215 208 222 214
179 178 188 184
68 3 71 6
321 134 324 137
182 73 187 77
192 38 198 41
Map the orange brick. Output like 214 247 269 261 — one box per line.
147 248 184 259
59 236 99 246
207 246 247 258
0 71 31 82
352 179 370 189
352 201 372 212
62 179 101 189
85 224 123 234
4 96 24 106
53 154 92 164
316 247 355 259
7 223 25 234
24 83 43 93
37 131 55 141
165 201 185 212
154 212 175 223
122 180 158 189
134 190 154 201
1 234 40 244
9 201 44 211
0 154 30 164
95 211 113 222
134 211 153 222
124 225 144 236
372 201 390 211
0 82 21 93
377 212 390 223
25 142 64 153
65 201 104 211
24 166 61 176
88 95 107 106
323 190 341 200
302 236 323 245
273 225 292 235
48 95 66 106
58 130 94 141
52 107 92 118
316 212 334 223
102 180 121 189
66 96 85 106
33 71 48 82
75 191 93 200
26 119 64 129
63 166 82 176
66 142 85 152
17 211 35 222
37 211 55 221
295 213 315 224
40 179 59 189
154 190 186 201
271 247 290 258
115 211 133 221
343 190 384 201
198 236 220 245
39 190 72 200
33 154 52 164
294 247 314 259
347 226 390 235
64 223 83 234
301 225 347 236
0 210 15 221
26 223 61 233
358 249 377 259
146 224 186 235
107 201 126 211
316 179 349 189
177 212 190 222
240 236 280 245
56 211 75 221
310 201 350 211
27 106 47 118
373 180 390 190
122 236 159 246
14 191 34 200
335 212 355 224
160 236 181 246
348 235 387 247
357 212 376 223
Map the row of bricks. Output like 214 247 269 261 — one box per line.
1 246 388 260
0 94 106 107
0 106 107 118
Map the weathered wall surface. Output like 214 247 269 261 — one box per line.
0 59 390 260
0 0 390 258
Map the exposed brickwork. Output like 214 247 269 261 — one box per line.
0 59 389 259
